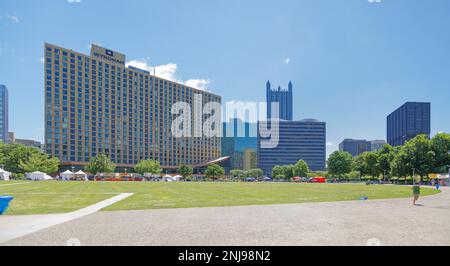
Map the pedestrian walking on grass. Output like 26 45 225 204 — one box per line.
412 184 421 205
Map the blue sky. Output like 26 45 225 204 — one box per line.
1 0 449 157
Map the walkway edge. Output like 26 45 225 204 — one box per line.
0 193 134 244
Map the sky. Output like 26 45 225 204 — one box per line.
0 0 449 158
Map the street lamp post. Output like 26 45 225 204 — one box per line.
71 166 75 181
412 168 416 185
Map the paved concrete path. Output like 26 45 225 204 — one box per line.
0 182 30 187
0 193 133 244
2 188 450 246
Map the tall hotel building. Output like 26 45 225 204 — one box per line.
44 43 221 170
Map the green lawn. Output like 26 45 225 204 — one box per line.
0 181 440 215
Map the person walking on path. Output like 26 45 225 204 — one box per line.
412 184 421 205
436 181 441 191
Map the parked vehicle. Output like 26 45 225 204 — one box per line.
310 177 326 183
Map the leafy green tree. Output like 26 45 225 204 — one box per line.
18 153 60 174
0 143 41 174
243 170 251 178
230 169 243 180
284 165 295 180
391 146 410 179
178 164 193 180
403 135 435 182
377 144 394 181
293 160 309 177
353 155 365 175
328 151 353 180
275 174 286 180
431 132 450 172
135 159 162 176
85 154 116 174
307 171 328 178
272 165 285 178
205 164 225 180
360 152 380 178
347 171 361 181
251 168 264 179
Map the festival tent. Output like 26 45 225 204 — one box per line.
437 174 449 180
61 170 74 181
75 170 88 181
0 168 11 181
173 175 182 181
163 175 174 182
26 171 53 181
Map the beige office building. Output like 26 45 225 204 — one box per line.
44 43 221 170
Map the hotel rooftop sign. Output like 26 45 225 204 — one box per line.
90 44 125 66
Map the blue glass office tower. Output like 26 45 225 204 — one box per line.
258 119 326 175
0 85 8 143
387 102 431 146
222 119 258 173
266 81 293 120
339 139 371 157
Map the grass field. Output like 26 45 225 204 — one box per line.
0 181 440 215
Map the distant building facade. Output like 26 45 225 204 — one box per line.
15 139 44 151
339 139 371 157
0 85 8 143
222 119 257 173
370 140 386 152
258 119 326 175
387 102 431 146
266 81 293 120
8 132 15 143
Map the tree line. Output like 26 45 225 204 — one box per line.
85 154 226 180
271 160 310 180
328 133 450 182
0 143 59 178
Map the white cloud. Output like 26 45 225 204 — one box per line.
368 0 382 3
39 57 45 64
9 15 20 23
67 0 82 3
283 57 291 64
0 15 20 23
126 58 210 91
326 142 334 146
185 79 211 91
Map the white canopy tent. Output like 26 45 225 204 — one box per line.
0 168 11 181
173 175 182 181
61 170 74 181
163 175 174 182
75 170 88 181
26 171 53 181
437 174 449 180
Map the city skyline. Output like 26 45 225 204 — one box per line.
1 0 450 158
